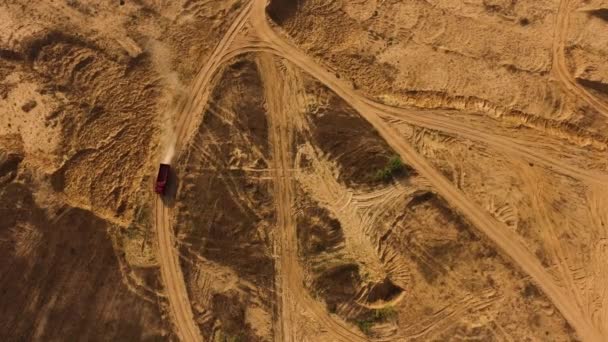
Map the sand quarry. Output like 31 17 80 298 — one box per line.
1 0 608 341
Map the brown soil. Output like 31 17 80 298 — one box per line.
394 192 475 284
176 57 274 285
295 190 361 309
296 193 345 257
313 263 362 311
157 0 244 82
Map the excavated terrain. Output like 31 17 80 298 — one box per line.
2 0 608 341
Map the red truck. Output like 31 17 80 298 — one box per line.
155 164 170 195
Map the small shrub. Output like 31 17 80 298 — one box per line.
373 306 397 321
356 319 373 335
20 100 37 112
226 334 244 342
231 0 243 10
373 155 405 182
214 331 244 342
354 306 398 335
522 282 541 298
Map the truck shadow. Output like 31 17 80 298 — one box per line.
160 167 179 209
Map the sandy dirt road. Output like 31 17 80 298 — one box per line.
553 0 608 118
259 53 369 342
259 52 297 342
154 198 201 342
153 0 606 340
258 54 302 341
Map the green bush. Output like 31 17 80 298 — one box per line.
353 306 398 335
355 319 374 335
374 155 405 182
373 306 397 321
231 0 243 10
214 332 244 342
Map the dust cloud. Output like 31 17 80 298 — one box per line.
162 135 175 164
146 39 185 165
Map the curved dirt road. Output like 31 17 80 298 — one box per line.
153 3 253 342
173 1 254 150
368 102 608 186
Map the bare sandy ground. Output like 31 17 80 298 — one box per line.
1 0 608 341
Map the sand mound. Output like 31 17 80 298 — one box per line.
29 36 160 221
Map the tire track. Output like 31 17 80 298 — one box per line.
259 53 297 342
370 104 608 186
402 289 498 340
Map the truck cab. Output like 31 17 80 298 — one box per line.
155 164 170 195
